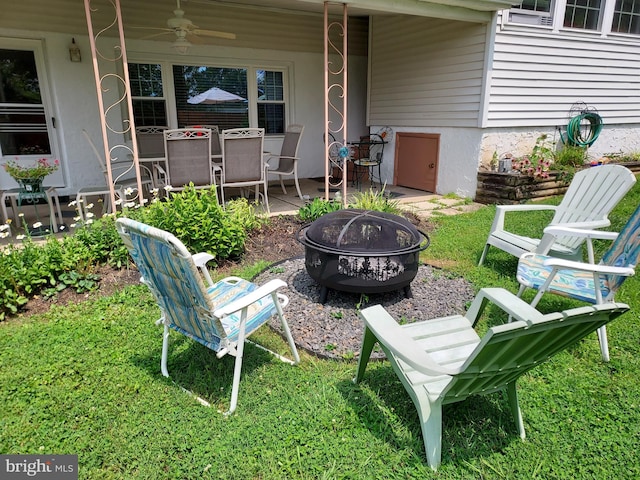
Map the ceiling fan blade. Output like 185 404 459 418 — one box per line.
139 31 174 40
185 33 204 45
192 29 236 40
130 26 172 32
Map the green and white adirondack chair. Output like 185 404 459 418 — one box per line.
116 218 299 415
478 164 636 266
517 202 640 361
354 288 629 470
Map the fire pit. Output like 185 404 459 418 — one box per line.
296 209 429 303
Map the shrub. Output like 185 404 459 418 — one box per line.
132 185 262 261
0 185 264 319
351 187 401 214
298 197 343 222
555 145 587 168
297 188 402 222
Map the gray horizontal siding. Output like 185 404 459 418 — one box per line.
487 28 640 127
369 16 489 127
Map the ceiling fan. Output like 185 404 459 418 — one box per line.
133 0 236 53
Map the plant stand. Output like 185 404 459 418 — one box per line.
1 181 63 235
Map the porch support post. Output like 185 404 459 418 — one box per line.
324 2 348 206
83 0 144 211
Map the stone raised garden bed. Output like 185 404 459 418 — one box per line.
475 161 640 205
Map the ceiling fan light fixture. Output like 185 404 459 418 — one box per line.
172 37 191 54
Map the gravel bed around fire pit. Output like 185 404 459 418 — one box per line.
254 256 475 361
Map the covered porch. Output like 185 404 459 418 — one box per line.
1 0 514 210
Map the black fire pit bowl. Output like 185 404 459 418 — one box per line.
296 209 430 303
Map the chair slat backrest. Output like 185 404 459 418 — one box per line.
164 128 213 187
549 165 636 250
221 128 265 183
601 203 640 293
276 124 304 171
443 303 629 402
116 218 228 351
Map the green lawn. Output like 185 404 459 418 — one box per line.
1 182 639 479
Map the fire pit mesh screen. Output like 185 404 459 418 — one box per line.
304 209 424 254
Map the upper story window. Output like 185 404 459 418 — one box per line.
564 0 602 30
509 1 554 26
517 0 552 13
611 0 640 34
508 0 640 35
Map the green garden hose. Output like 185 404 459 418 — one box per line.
565 111 603 147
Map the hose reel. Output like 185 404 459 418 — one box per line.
561 102 603 148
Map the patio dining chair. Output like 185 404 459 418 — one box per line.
186 124 222 160
219 128 269 212
478 164 636 266
159 128 216 192
516 202 640 361
355 288 629 470
351 133 385 190
135 126 169 158
265 124 305 199
135 126 169 188
115 218 300 415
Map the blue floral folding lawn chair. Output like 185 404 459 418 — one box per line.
517 202 640 361
116 218 299 414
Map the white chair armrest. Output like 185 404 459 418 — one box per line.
538 220 615 258
542 257 635 277
543 225 618 241
465 287 546 327
490 204 558 232
213 279 287 318
192 252 216 286
359 305 460 376
496 204 558 213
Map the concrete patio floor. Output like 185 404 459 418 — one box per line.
264 177 484 218
1 178 484 242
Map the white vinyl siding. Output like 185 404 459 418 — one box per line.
486 27 640 127
368 16 489 128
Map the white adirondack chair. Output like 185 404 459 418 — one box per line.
355 288 629 470
478 164 636 266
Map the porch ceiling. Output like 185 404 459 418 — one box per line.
1 0 516 39
193 0 516 19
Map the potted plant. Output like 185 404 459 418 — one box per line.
3 158 59 192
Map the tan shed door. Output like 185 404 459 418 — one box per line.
394 133 439 192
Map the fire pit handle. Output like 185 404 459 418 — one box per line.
296 223 430 255
416 230 431 251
